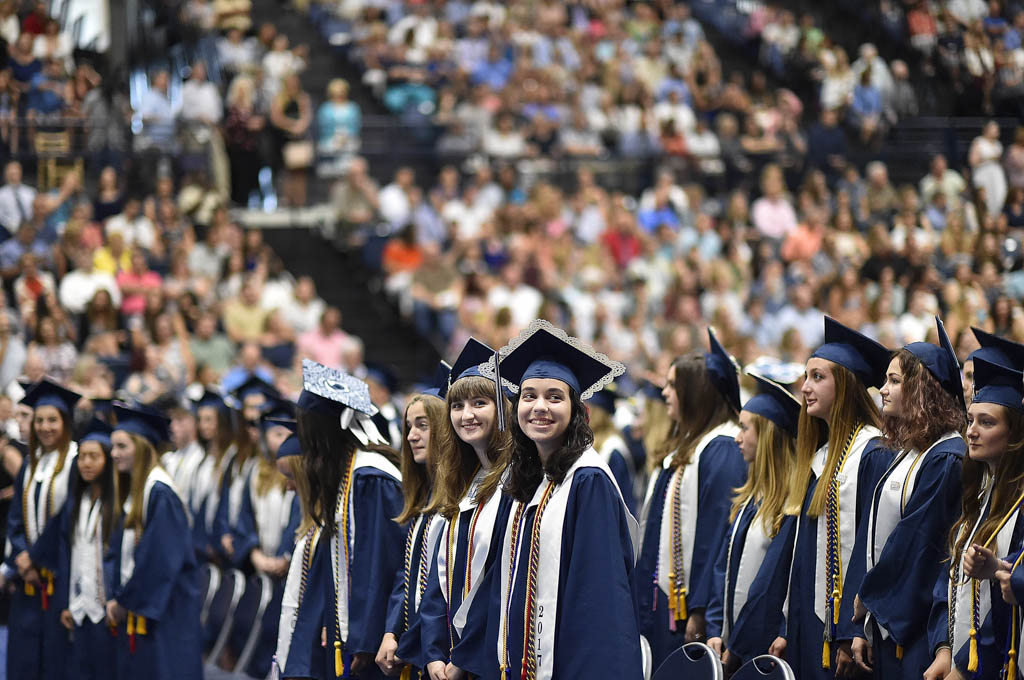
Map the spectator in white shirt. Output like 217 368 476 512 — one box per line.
262 34 306 100
58 251 122 315
105 198 157 252
137 70 179 151
486 261 542 330
0 161 37 236
282 276 326 334
217 28 258 75
378 166 415 234
180 62 223 126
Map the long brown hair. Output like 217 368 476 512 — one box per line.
69 439 119 547
427 376 512 519
590 406 618 453
395 394 446 524
949 407 1024 560
792 362 882 518
198 405 234 467
289 456 317 537
27 406 73 503
117 433 162 534
730 413 797 537
882 349 967 453
653 353 737 470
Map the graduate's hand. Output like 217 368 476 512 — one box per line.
376 633 401 676
425 660 447 680
942 667 965 680
997 561 1018 605
445 663 466 680
924 647 951 680
269 557 289 579
684 610 706 643
350 652 372 674
321 627 326 648
769 636 787 658
707 636 723 656
851 636 873 673
106 599 125 627
60 609 73 631
221 534 235 558
852 594 867 623
22 566 40 587
834 640 857 679
14 550 32 576
964 544 999 580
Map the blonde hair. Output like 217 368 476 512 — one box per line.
327 78 349 100
395 394 446 524
226 75 255 109
730 413 796 537
117 433 162 534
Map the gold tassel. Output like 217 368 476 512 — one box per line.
832 588 841 626
822 639 831 670
45 573 53 596
127 613 135 637
400 665 411 680
24 582 34 596
968 627 979 673
677 588 688 621
335 640 344 677
1009 649 1017 679
896 645 903 660
136 616 147 635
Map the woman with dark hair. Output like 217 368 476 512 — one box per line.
106 404 201 679
450 320 641 679
772 317 894 680
296 360 404 680
945 358 1024 679
399 339 515 680
705 373 801 674
377 368 449 677
635 329 747 668
191 389 237 562
961 327 1024 404
6 380 81 680
850 318 967 680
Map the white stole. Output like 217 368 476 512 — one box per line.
250 473 295 557
723 500 772 645
69 496 106 625
276 528 321 675
653 422 740 597
811 425 882 625
119 467 184 588
495 448 639 680
417 514 445 611
228 456 258 527
161 441 205 514
331 451 402 645
25 442 78 545
199 445 236 533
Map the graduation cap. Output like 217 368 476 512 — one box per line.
810 316 891 388
231 374 280 402
79 417 113 450
277 434 302 459
640 380 665 402
298 359 387 447
112 403 171 445
588 385 620 414
90 398 115 421
263 416 297 434
969 328 1024 371
486 320 625 401
972 357 1024 413
705 328 741 413
449 338 497 387
191 388 229 413
743 371 802 438
905 316 967 412
364 362 398 395
260 397 296 428
423 361 453 399
20 379 81 415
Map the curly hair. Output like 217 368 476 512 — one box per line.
883 349 966 453
504 389 594 503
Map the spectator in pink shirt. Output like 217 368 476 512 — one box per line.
297 306 348 368
751 164 798 240
116 248 163 316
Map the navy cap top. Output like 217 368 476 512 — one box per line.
113 403 171 445
20 379 81 415
79 417 113 450
260 397 296 428
449 338 496 388
969 328 1024 371
192 388 228 412
588 385 619 414
743 372 801 438
972 357 1024 413
298 359 378 417
364 363 398 394
425 361 453 399
905 317 967 413
811 316 890 388
488 320 624 400
705 328 741 413
231 374 280 401
277 434 302 459
262 416 296 433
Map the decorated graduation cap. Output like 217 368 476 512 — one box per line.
113 403 171 445
79 417 113 450
298 359 388 448
260 397 295 429
20 379 81 415
705 328 741 414
968 327 1024 370
231 374 280 402
905 316 967 412
743 371 802 438
972 357 1024 413
277 434 302 459
423 361 453 399
810 316 891 388
192 388 229 413
588 384 620 414
485 320 625 402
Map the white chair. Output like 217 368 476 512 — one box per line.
641 635 653 680
652 641 724 680
731 654 797 680
200 563 221 627
234 574 275 676
205 569 246 668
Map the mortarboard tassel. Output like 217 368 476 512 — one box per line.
895 645 903 660
136 615 147 635
822 639 831 670
128 612 137 654
677 587 688 621
335 640 344 677
667 580 677 632
832 588 841 626
493 351 505 432
968 627 978 673
400 665 411 680
24 581 34 596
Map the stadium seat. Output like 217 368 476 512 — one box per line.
731 655 796 680
204 568 245 665
233 574 275 676
200 563 221 627
652 642 724 680
641 635 653 680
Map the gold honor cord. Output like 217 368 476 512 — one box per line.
333 456 357 678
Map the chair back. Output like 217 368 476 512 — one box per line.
199 563 220 627
204 568 245 664
731 655 797 680
652 642 724 680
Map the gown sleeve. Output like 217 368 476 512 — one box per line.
689 437 747 611
836 441 894 640
607 449 637 517
704 514 732 640
340 469 406 657
114 483 192 621
212 471 232 557
554 468 643 679
858 445 963 649
400 535 446 668
384 561 407 637
230 477 259 569
283 538 327 680
449 518 504 678
5 460 28 567
278 495 301 559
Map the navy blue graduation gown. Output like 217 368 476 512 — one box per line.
280 531 328 680
385 513 440 673
452 467 641 680
110 480 203 680
606 446 637 517
858 437 965 679
635 435 747 668
705 501 798 664
321 465 405 680
6 458 75 680
401 494 515 669
785 439 893 680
